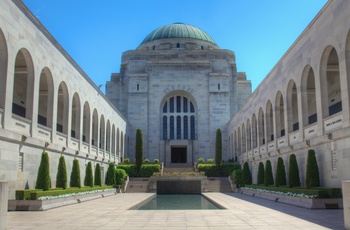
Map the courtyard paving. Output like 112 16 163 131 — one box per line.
7 192 344 229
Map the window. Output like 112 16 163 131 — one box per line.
161 96 196 140
18 152 24 171
137 84 139 91
218 83 220 90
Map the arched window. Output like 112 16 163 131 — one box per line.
252 114 257 148
38 68 54 128
275 91 285 138
301 66 317 126
287 81 299 132
56 82 69 134
246 120 251 151
92 109 98 147
106 120 111 152
258 108 265 145
71 93 81 139
161 95 196 140
266 101 274 142
82 102 90 143
320 47 342 117
12 49 34 119
99 115 105 150
0 29 8 110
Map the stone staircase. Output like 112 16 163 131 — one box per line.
204 177 233 192
124 178 150 193
163 163 195 174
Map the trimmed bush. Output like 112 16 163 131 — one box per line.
116 164 138 177
207 158 214 163
115 168 127 185
153 158 159 163
215 128 222 165
257 162 265 185
243 185 337 198
242 162 252 185
275 157 287 187
94 163 102 186
198 157 204 163
306 149 320 188
231 169 243 187
56 156 67 189
288 154 301 188
70 159 81 188
197 163 240 177
84 162 94 187
123 158 130 163
106 162 116 185
264 160 274 186
139 164 160 177
35 152 51 191
143 158 150 163
135 128 143 171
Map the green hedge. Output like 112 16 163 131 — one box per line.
197 163 240 177
16 185 114 200
231 169 243 187
244 185 342 198
116 164 160 177
115 168 127 185
29 186 114 200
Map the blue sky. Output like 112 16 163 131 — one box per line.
22 1 327 92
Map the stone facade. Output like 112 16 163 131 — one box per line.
227 0 350 188
106 28 251 164
0 0 127 199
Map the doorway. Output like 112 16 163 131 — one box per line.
171 146 187 163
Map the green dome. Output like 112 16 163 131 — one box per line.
140 23 216 45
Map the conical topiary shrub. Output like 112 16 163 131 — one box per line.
35 152 50 191
94 163 102 186
56 155 67 189
288 154 300 188
106 162 116 185
306 149 320 188
242 162 252 185
275 157 287 187
215 128 222 165
264 160 274 186
115 168 127 186
70 159 81 188
84 162 94 187
257 162 265 185
135 129 143 172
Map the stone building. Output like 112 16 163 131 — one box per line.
0 0 127 199
106 23 251 164
227 0 350 187
0 0 350 199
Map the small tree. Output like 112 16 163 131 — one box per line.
275 157 287 187
35 152 50 190
215 128 222 165
306 149 320 188
257 162 265 185
242 162 252 185
135 129 143 172
56 156 67 189
288 154 301 188
70 159 81 188
264 160 274 186
106 162 116 185
94 163 102 186
115 168 127 186
84 162 94 187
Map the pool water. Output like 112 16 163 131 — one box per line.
134 194 224 210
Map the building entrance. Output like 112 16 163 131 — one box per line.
171 146 187 163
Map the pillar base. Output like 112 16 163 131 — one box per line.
342 181 350 230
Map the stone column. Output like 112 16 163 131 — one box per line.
0 181 8 230
343 181 350 230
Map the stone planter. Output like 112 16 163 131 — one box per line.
8 189 117 211
240 188 343 209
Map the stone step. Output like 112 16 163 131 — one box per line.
205 178 232 192
125 180 149 193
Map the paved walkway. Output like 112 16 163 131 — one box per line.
7 193 344 229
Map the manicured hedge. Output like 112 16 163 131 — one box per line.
115 168 127 185
16 185 114 200
244 185 342 198
197 163 240 177
116 164 160 177
231 169 243 187
35 152 50 190
242 162 252 185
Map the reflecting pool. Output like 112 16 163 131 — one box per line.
132 194 224 210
